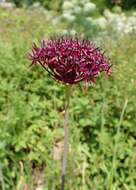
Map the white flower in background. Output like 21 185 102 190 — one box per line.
62 0 97 15
70 0 79 4
115 20 125 32
128 17 136 26
73 6 82 14
51 16 61 25
86 17 93 22
61 1 136 35
104 10 136 35
62 1 74 10
126 17 136 32
94 17 107 29
61 12 75 22
103 9 114 19
83 2 96 13
133 12 136 17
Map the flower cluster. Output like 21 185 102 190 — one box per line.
29 36 111 86
103 9 136 34
61 0 96 22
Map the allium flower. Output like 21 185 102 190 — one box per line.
29 36 111 87
29 36 112 190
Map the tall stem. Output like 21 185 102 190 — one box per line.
108 99 128 190
0 163 5 190
61 85 71 190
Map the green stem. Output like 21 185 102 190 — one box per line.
0 163 5 190
108 99 128 190
61 85 71 190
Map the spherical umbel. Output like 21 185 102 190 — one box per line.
29 36 112 86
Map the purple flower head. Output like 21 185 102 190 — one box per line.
29 36 111 87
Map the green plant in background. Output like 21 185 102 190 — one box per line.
112 0 136 10
11 0 63 11
92 0 111 12
0 6 136 190
0 163 5 190
10 0 136 11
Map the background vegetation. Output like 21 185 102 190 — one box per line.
10 0 136 10
0 1 136 190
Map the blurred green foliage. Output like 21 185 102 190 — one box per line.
91 0 136 11
122 0 136 9
11 0 62 11
0 7 136 190
10 0 136 10
92 0 111 12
